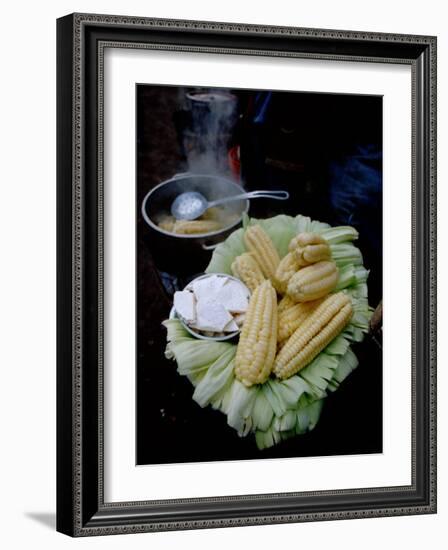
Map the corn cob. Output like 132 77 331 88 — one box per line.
289 232 331 267
231 253 266 292
277 298 324 344
234 280 278 387
274 292 353 379
277 294 296 314
157 215 176 232
172 219 222 234
244 225 280 283
287 260 338 302
289 232 325 251
200 207 221 221
273 252 300 293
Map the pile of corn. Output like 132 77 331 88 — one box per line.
231 225 350 387
165 214 372 449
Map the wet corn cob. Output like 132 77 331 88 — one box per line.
287 260 338 302
234 280 278 387
274 252 300 293
200 207 221 221
231 253 266 292
277 298 324 344
172 219 222 234
157 215 176 232
244 225 280 283
289 232 332 267
274 292 353 379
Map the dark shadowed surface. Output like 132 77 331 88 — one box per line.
136 84 382 465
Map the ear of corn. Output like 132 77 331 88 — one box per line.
277 299 324 344
200 207 221 221
289 232 326 251
231 252 266 292
172 219 222 234
157 215 176 232
274 292 353 379
234 280 278 387
289 232 332 266
287 260 338 302
244 225 280 282
273 252 300 293
277 294 296 314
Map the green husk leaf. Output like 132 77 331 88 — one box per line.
226 380 257 433
335 265 357 290
294 215 313 234
320 225 359 243
262 382 285 417
325 334 350 356
330 243 363 267
192 348 236 407
273 410 297 432
309 219 331 233
328 348 359 392
251 387 274 431
300 353 339 390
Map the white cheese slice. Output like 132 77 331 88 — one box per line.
193 300 233 332
222 318 239 332
190 274 227 302
173 290 196 324
215 279 250 313
233 313 246 327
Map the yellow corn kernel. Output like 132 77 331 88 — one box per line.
172 219 222 234
289 232 331 266
274 292 352 379
287 260 338 302
235 280 278 387
273 252 300 293
277 294 296 314
289 232 325 250
277 298 324 344
231 253 266 292
244 225 280 282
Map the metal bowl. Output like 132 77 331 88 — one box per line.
141 173 249 239
170 273 250 341
141 173 249 274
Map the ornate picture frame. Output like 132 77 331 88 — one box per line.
57 13 436 536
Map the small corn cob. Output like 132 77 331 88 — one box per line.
157 215 176 232
274 252 300 293
172 219 222 234
289 232 325 251
231 253 266 292
277 298 324 344
200 206 221 221
289 232 331 267
274 292 353 379
277 294 296 314
287 260 338 302
244 225 280 283
235 280 278 387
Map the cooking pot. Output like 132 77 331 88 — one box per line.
141 173 249 274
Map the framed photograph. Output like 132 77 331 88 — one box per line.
57 13 437 537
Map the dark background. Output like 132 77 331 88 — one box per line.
136 84 382 465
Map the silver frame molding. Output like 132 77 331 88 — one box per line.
57 12 437 537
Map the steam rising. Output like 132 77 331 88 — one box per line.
182 89 238 176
